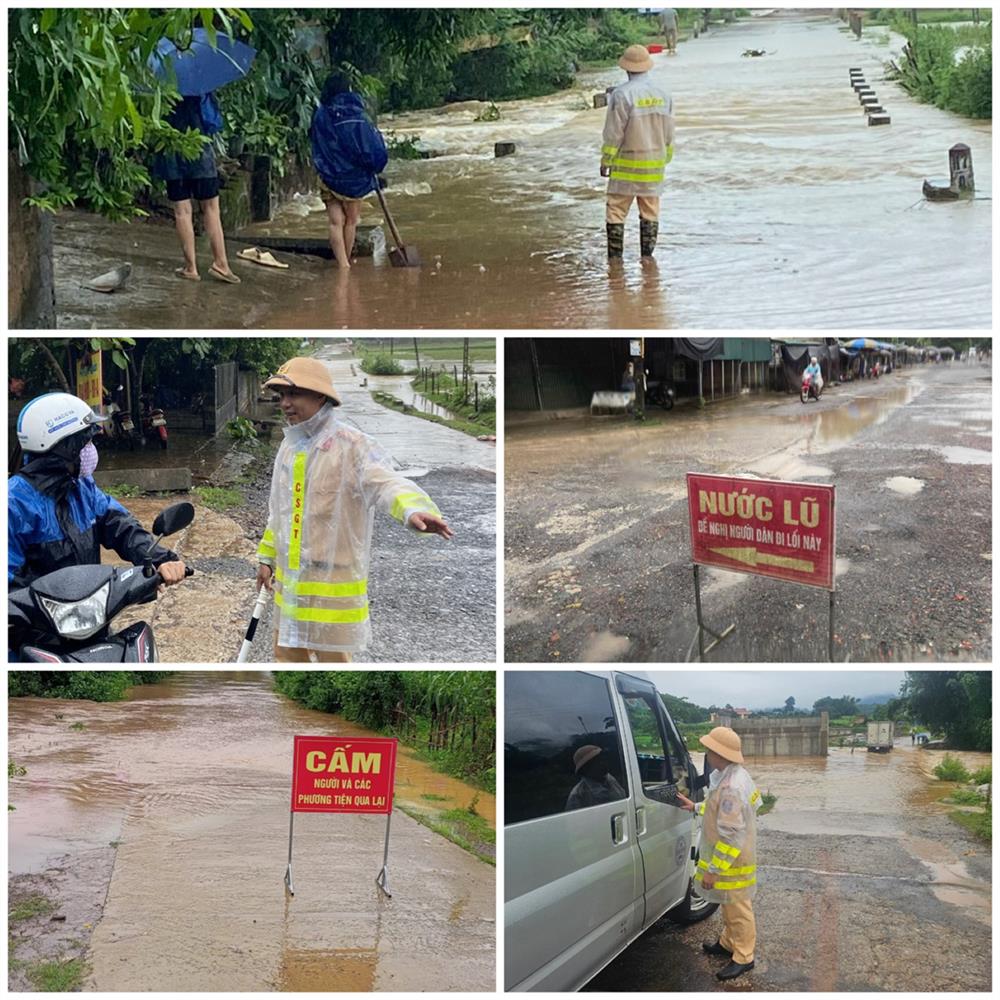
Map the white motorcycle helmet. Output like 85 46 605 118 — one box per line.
16 392 107 453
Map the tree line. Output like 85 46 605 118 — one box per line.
272 670 496 790
8 671 172 701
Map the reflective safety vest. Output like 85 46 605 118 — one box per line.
601 73 675 196
257 403 441 652
694 763 760 903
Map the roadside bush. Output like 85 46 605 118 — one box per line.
8 671 171 702
944 787 986 806
934 754 971 782
360 353 405 376
970 765 992 785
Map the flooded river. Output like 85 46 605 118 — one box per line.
8 672 495 991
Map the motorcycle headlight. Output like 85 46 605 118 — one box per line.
39 582 110 639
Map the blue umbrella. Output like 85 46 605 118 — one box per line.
150 28 256 96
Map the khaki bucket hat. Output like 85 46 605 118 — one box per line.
264 357 341 406
573 745 602 773
700 726 744 764
619 43 654 74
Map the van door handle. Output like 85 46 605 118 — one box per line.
635 806 646 835
611 812 626 844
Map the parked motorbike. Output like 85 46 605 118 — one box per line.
800 372 822 403
645 378 676 410
8 503 194 662
141 396 169 450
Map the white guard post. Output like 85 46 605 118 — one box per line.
284 811 295 895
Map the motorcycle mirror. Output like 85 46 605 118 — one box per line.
152 502 195 538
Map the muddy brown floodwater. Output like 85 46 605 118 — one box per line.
7 672 495 992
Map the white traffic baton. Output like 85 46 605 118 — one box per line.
236 585 270 663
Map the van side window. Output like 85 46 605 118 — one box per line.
505 672 629 825
622 693 687 804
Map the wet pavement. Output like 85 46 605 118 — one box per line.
584 742 991 992
51 13 991 330
505 361 991 662
7 672 495 992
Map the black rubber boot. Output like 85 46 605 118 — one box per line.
717 960 755 981
640 218 659 257
606 222 625 259
702 940 733 958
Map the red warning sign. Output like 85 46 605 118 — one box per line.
290 736 397 814
687 473 836 591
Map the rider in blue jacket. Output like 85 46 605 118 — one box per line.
9 393 187 590
309 71 389 270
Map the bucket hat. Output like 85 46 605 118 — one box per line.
264 357 341 406
573 745 602 773
619 44 654 74
699 726 744 764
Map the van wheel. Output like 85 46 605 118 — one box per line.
665 875 718 925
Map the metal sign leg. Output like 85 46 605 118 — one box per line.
284 812 295 896
829 590 836 663
375 810 393 898
690 564 736 662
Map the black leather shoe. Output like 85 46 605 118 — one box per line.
702 940 733 958
716 960 755 981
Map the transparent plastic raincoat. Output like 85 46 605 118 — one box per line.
256 403 441 653
601 74 675 196
694 762 761 904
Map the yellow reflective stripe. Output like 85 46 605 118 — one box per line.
274 568 367 598
262 528 274 544
665 143 674 164
611 156 667 168
713 876 756 890
697 802 705 815
750 789 761 808
698 858 755 876
258 526 276 559
610 170 664 183
288 451 307 571
274 592 369 623
601 144 619 156
636 96 665 107
714 841 741 859
712 855 733 871
390 491 440 523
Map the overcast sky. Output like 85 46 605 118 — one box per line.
647 670 907 710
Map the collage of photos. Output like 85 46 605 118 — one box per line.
4 4 994 997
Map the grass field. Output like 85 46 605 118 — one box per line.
356 338 495 364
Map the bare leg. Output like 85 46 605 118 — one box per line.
343 201 362 261
200 197 236 277
172 199 198 277
325 199 350 269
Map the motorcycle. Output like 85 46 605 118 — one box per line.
645 378 676 410
141 396 168 450
8 503 194 662
800 372 822 404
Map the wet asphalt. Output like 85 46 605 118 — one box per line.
505 362 991 663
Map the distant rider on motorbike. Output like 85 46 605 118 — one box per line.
8 393 188 589
804 356 823 394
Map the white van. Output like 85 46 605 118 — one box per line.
505 670 717 991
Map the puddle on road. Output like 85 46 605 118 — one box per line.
280 947 377 991
901 835 992 925
809 384 916 452
885 475 925 495
934 446 991 465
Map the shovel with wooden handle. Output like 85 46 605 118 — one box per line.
374 177 420 268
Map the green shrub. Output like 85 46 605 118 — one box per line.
970 765 992 785
226 416 258 442
8 671 172 702
944 787 986 806
385 133 424 161
934 754 971 782
360 353 405 376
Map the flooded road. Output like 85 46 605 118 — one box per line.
54 12 990 330
587 741 991 991
8 672 495 991
506 361 992 661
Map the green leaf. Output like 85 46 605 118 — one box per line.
111 350 128 369
40 9 58 33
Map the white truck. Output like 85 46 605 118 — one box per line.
866 720 894 753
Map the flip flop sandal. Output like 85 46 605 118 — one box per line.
237 246 290 269
174 267 201 281
208 265 242 284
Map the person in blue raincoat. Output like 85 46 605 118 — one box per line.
309 71 389 269
8 393 187 592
